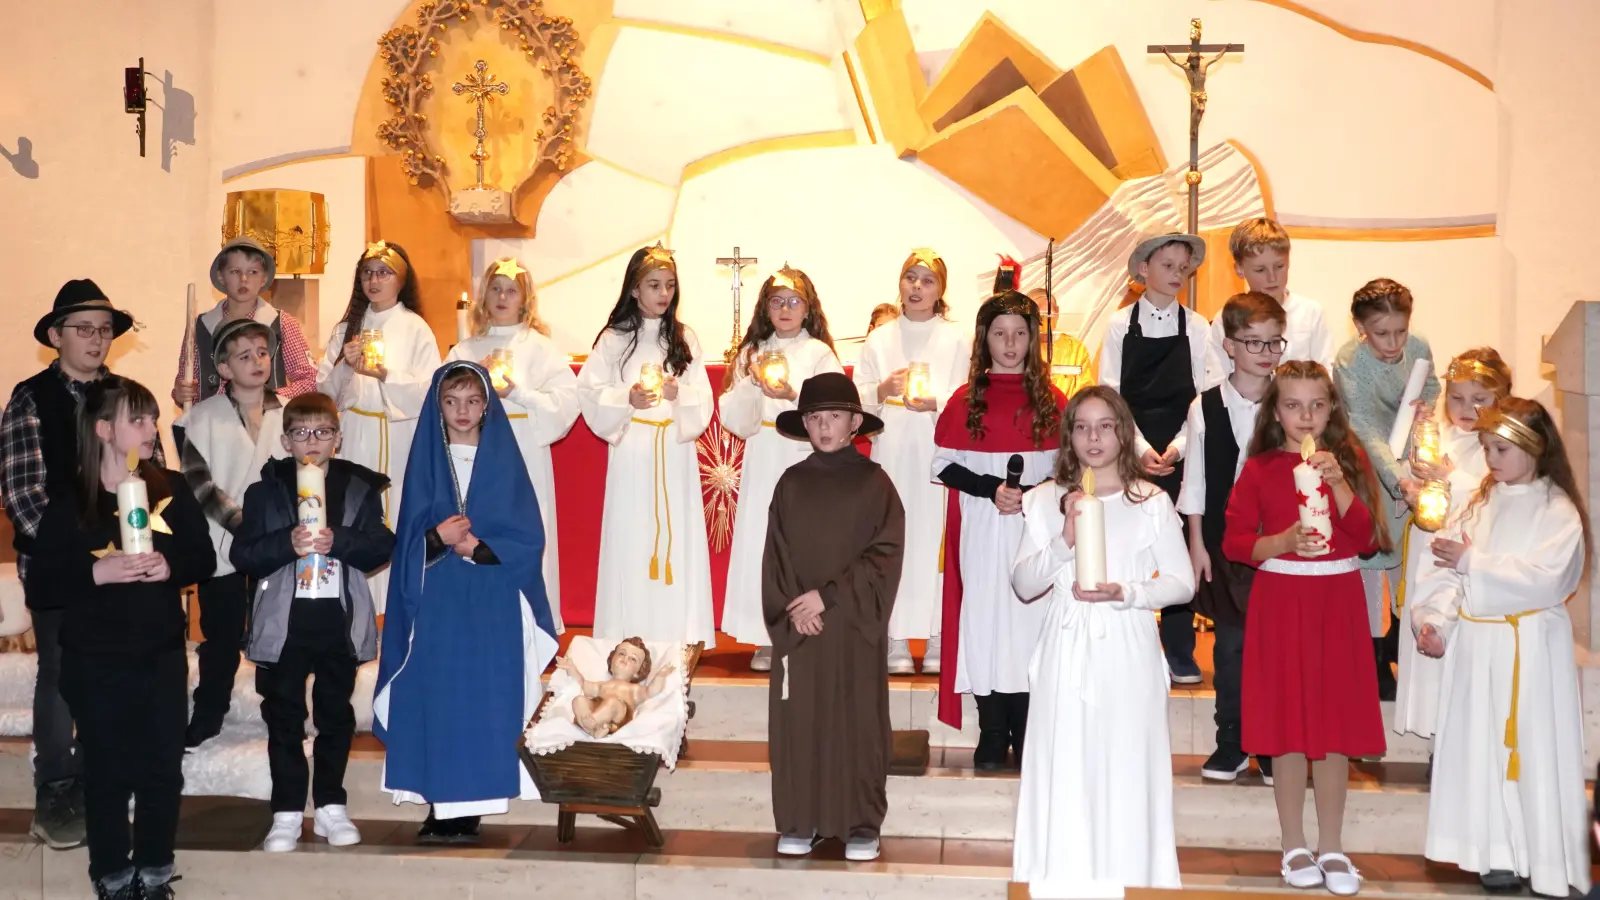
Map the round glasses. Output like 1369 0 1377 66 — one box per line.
768 295 806 311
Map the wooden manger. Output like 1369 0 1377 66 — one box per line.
518 641 705 849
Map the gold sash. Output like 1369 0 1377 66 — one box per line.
631 417 676 585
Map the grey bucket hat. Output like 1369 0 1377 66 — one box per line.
1127 232 1206 280
210 237 277 293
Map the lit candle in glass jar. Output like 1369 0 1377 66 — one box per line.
1414 480 1452 532
638 362 664 401
1412 417 1442 467
757 351 789 392
904 361 932 403
487 349 513 391
360 329 386 370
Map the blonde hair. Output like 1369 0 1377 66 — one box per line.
1229 217 1292 264
473 258 549 337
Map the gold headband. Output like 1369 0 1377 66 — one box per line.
362 241 408 281
492 258 527 280
1475 406 1546 456
1445 357 1508 394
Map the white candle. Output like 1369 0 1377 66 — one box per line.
117 475 153 555
457 292 470 343
1386 358 1432 460
1294 435 1332 556
296 459 331 587
1074 467 1107 590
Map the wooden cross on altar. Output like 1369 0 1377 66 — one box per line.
715 246 758 363
452 60 510 189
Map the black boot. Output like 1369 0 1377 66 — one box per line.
1374 636 1397 702
1004 692 1029 769
973 694 1008 772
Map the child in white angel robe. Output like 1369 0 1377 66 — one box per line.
718 334 841 651
1009 480 1192 899
1410 478 1590 897
448 325 580 631
577 318 715 644
853 314 972 665
317 302 439 613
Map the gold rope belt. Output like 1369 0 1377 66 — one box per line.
1396 513 1415 609
761 420 776 428
1459 607 1539 781
348 408 390 525
507 413 528 420
631 417 675 585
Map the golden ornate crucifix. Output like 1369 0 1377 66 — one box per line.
452 60 511 189
1148 19 1243 236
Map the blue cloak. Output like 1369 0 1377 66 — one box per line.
374 361 559 804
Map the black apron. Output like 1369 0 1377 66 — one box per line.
1118 300 1196 500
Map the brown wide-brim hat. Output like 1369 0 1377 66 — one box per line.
1126 232 1206 280
210 236 277 293
774 372 884 441
34 279 135 347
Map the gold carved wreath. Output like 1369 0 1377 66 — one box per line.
375 0 592 195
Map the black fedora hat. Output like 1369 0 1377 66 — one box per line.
34 280 135 347
775 372 884 441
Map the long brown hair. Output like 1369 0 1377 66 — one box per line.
76 376 169 529
964 291 1060 447
1247 360 1391 551
1052 386 1147 504
722 266 836 391
1460 397 1593 565
593 246 693 377
337 241 421 348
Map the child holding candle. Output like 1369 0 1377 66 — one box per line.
1202 218 1333 387
170 320 291 748
1223 360 1390 895
1394 349 1510 744
1009 385 1193 898
1099 233 1210 684
578 245 715 644
1410 398 1591 897
853 249 973 675
720 265 842 670
932 290 1063 769
446 256 579 630
315 240 440 613
1332 278 1440 700
230 392 394 853
27 376 214 900
172 237 318 405
1178 292 1286 785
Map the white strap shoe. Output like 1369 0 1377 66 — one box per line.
263 812 302 853
1317 852 1363 896
313 804 363 847
1280 848 1324 889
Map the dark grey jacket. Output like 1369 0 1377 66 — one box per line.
231 457 393 664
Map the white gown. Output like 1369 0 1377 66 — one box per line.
316 303 440 613
852 315 973 640
717 334 842 645
1395 422 1486 738
930 444 1054 696
577 319 715 645
1411 479 1590 896
1009 481 1191 900
447 325 581 632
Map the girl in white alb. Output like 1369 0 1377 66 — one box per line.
1009 386 1190 899
316 240 441 613
1410 398 1591 898
852 249 973 675
718 266 842 669
447 257 580 631
577 245 715 645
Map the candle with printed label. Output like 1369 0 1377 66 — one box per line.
117 448 153 555
296 457 331 586
1294 435 1332 556
1074 467 1107 590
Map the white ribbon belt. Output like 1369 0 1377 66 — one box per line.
1259 556 1360 576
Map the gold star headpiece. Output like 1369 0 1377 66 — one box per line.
900 248 947 293
492 258 528 280
1445 357 1509 396
362 241 409 281
1475 406 1546 457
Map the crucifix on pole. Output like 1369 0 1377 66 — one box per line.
452 60 510 190
1149 19 1242 305
715 246 758 363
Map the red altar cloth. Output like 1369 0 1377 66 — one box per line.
550 363 863 628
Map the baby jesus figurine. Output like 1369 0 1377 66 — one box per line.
557 637 676 739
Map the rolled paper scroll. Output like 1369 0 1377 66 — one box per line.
1294 434 1332 557
1074 467 1107 590
1387 358 1433 460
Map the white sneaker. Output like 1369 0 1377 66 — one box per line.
750 646 773 672
776 832 818 855
921 636 941 674
887 639 914 675
313 805 362 847
263 812 303 852
1317 852 1362 896
845 835 881 861
1280 847 1323 889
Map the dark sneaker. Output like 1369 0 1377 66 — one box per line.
1168 657 1204 685
1257 755 1274 786
140 870 180 900
1479 870 1523 894
93 869 139 900
1201 745 1250 781
444 815 482 845
184 716 223 750
417 811 449 845
32 778 87 849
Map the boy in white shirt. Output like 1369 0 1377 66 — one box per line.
1204 218 1333 387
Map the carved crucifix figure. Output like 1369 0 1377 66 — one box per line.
452 59 510 189
715 246 758 363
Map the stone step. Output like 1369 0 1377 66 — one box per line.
0 802 1521 900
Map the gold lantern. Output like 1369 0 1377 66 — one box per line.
905 361 932 403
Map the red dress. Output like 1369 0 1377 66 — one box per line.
1223 449 1386 759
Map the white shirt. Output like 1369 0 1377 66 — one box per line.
1203 291 1333 388
1175 378 1263 516
1098 296 1209 458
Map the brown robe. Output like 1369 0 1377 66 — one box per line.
763 444 905 840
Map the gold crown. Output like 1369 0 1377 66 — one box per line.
1475 406 1545 457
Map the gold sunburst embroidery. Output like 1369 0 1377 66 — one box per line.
696 420 744 553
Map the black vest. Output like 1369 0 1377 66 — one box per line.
195 313 288 394
12 368 90 590
1200 386 1243 548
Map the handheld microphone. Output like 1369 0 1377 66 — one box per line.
1005 454 1024 491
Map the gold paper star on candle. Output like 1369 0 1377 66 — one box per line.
148 497 173 535
126 447 140 472
91 542 120 559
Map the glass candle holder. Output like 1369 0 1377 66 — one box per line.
756 351 789 391
905 361 932 402
638 362 664 396
487 348 513 391
359 329 385 370
1411 417 1442 467
1414 480 1452 532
